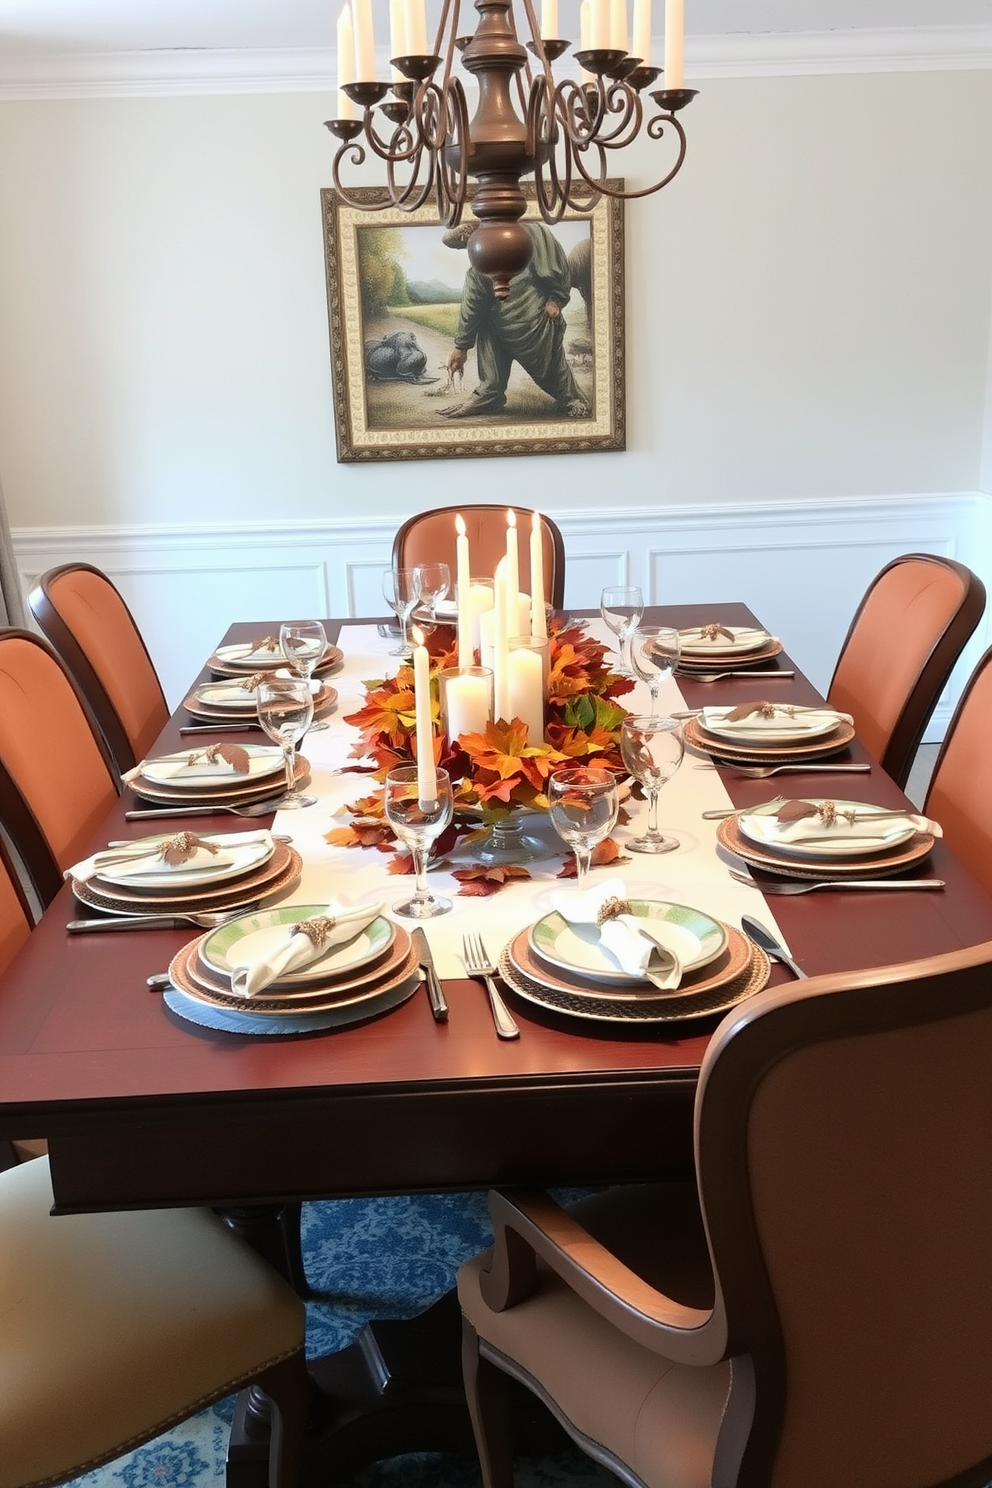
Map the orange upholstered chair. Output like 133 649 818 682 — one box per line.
29 563 169 775
459 941 992 1488
828 553 985 789
0 630 119 908
0 832 31 984
924 644 992 899
392 506 566 611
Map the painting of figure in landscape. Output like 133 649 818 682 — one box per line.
322 187 624 462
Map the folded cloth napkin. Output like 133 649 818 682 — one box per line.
755 802 941 846
122 744 281 785
702 703 853 735
678 625 767 650
67 830 274 884
230 899 385 999
546 878 688 990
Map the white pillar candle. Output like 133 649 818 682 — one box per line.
591 0 611 49
337 4 357 119
515 593 532 636
469 581 495 655
541 0 559 38
632 0 651 61
664 0 683 88
455 513 472 669
505 511 520 631
611 0 629 52
353 0 376 83
405 0 428 55
479 609 495 672
580 0 592 48
411 627 437 806
493 558 511 722
442 669 492 742
530 512 547 638
389 0 408 78
507 642 545 743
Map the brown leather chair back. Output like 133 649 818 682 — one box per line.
924 644 992 898
828 553 985 788
698 943 992 1485
0 833 31 981
29 563 169 775
392 505 566 610
0 631 119 907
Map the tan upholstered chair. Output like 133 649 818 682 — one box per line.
827 553 985 789
0 629 120 908
924 644 992 899
29 562 169 776
392 506 566 611
459 942 992 1488
0 1155 307 1488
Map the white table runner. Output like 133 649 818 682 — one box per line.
274 621 788 979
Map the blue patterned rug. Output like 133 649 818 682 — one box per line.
69 1191 616 1488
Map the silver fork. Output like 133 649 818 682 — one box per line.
125 799 285 820
728 869 945 894
715 762 871 779
66 907 253 932
461 934 520 1039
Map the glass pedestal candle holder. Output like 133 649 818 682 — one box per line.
439 666 493 746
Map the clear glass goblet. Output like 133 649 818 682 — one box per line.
547 766 620 888
256 678 317 809
414 563 451 622
630 625 681 714
382 568 421 657
383 765 454 918
279 620 329 732
620 715 684 854
600 585 644 675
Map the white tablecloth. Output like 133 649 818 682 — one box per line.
273 621 788 979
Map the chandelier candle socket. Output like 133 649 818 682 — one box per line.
411 626 438 806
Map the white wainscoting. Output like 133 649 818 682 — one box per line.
13 492 992 739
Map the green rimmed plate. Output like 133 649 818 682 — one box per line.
200 904 395 989
529 901 728 987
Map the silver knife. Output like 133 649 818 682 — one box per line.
411 928 448 1022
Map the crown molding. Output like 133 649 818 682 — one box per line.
0 25 990 99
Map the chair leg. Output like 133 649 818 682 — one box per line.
462 1315 516 1488
257 1348 311 1488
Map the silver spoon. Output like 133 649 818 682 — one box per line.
741 915 807 978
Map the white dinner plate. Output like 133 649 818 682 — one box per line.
139 744 285 789
737 800 920 860
96 831 275 889
200 904 396 988
700 705 845 745
678 626 771 657
529 901 728 987
213 641 290 669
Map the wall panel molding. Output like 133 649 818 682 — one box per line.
14 492 991 733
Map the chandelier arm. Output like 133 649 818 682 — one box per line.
436 79 471 225
529 78 569 224
385 145 437 212
568 111 689 200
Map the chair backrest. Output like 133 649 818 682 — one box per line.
696 942 992 1487
29 562 169 774
0 630 119 908
392 505 566 610
0 832 31 982
827 553 985 788
924 643 992 898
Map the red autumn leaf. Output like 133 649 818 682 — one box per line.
555 837 630 877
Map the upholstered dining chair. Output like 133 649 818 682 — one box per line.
29 561 170 776
0 1154 308 1488
0 629 120 908
459 941 992 1488
0 830 44 1169
392 506 566 611
827 552 985 789
923 643 992 899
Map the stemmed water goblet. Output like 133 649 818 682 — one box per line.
383 766 454 918
255 677 317 809
279 620 329 732
547 767 620 888
600 586 644 676
620 715 684 854
382 568 421 656
630 625 681 714
413 563 451 623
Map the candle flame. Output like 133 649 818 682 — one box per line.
412 626 425 647
507 509 516 529
455 513 466 536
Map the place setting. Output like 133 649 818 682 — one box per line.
159 898 421 1035
206 621 343 680
63 828 304 926
716 796 942 882
675 621 785 674
682 697 857 764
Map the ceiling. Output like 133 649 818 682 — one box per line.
1 0 990 57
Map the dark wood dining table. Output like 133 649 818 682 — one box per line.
3 603 992 1483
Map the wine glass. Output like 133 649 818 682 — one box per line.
255 678 317 809
382 568 421 656
279 620 329 732
620 715 684 854
629 625 681 713
547 766 620 888
383 766 454 918
413 563 451 622
600 586 644 675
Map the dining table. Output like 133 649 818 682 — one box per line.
3 601 992 1485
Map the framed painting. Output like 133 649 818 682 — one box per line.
321 183 625 463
